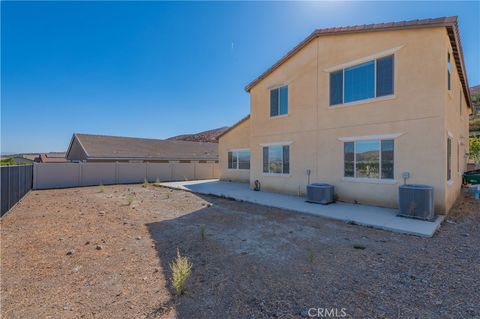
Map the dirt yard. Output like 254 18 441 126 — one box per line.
1 184 479 318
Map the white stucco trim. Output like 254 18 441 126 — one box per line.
337 133 403 142
341 177 398 185
267 82 290 91
262 173 291 177
260 141 293 146
228 148 250 152
269 113 289 120
323 45 404 72
447 131 454 138
329 94 396 109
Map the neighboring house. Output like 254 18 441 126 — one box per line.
13 156 34 164
66 133 218 163
38 152 68 163
219 17 472 213
22 154 39 162
168 127 229 143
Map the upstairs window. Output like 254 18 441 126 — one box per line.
228 150 250 170
270 85 288 117
330 55 394 106
447 53 452 91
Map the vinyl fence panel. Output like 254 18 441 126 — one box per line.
195 162 216 180
172 163 195 181
146 163 171 182
33 162 219 190
34 163 80 189
117 163 146 184
82 163 117 186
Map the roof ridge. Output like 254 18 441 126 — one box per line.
75 133 218 145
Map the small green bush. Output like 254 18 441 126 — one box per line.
170 248 192 295
307 248 315 264
0 158 16 166
126 194 134 206
469 137 480 164
143 178 149 188
98 183 105 193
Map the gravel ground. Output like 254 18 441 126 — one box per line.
1 184 479 319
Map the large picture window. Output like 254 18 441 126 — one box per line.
330 55 394 106
228 150 250 170
344 139 394 180
270 85 288 117
263 145 289 174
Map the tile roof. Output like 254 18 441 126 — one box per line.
70 133 218 161
244 16 472 110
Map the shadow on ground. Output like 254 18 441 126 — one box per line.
146 193 480 319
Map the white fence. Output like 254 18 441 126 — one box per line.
33 162 219 190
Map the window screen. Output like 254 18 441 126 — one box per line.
344 61 375 103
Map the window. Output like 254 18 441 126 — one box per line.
330 55 394 106
270 85 288 117
263 145 289 174
457 140 460 173
460 94 463 116
228 150 250 170
343 139 394 180
447 137 452 181
447 53 452 91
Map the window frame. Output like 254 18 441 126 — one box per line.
342 138 395 182
329 54 395 107
447 52 452 91
447 136 452 181
269 84 289 118
227 149 250 170
262 143 291 175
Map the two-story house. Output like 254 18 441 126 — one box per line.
218 17 473 213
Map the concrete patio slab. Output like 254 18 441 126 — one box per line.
159 180 444 237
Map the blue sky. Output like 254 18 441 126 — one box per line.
2 1 479 154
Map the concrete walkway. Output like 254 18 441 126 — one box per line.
159 180 444 237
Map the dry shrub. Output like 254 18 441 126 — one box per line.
170 248 192 295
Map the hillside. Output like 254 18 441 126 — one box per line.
167 127 229 143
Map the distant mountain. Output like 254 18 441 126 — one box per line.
167 127 229 143
471 85 480 96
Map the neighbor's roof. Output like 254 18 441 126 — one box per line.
39 152 68 163
245 16 472 110
217 115 250 140
67 133 218 160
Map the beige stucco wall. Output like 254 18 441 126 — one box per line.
443 32 471 211
220 27 470 213
218 118 251 182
